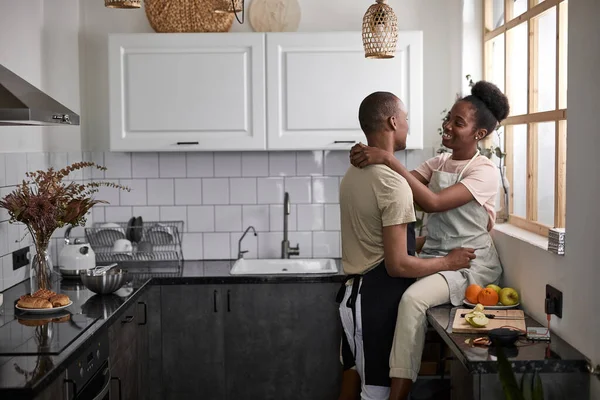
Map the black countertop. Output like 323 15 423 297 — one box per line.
0 260 345 397
426 305 589 374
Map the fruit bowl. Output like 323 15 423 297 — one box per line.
463 300 520 310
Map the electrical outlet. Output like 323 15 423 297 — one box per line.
545 284 563 318
12 247 29 270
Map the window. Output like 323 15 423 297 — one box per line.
483 0 568 236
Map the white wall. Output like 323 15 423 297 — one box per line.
0 0 81 152
492 1 600 398
79 0 464 151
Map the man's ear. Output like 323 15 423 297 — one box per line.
388 116 397 131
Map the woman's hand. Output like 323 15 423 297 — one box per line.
349 143 390 168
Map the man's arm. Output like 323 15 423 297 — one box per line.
383 224 475 278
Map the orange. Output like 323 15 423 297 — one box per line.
465 284 483 304
477 288 499 306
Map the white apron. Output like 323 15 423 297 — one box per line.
420 152 503 306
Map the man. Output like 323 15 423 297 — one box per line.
338 92 475 400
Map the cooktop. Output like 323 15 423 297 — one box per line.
0 313 99 356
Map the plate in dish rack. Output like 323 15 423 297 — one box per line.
462 300 520 310
16 301 73 314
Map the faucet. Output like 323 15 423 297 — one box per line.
281 192 300 258
238 226 257 259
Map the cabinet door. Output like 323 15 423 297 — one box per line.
109 301 139 400
109 33 266 152
136 291 151 400
161 285 226 400
266 31 423 150
34 370 65 400
224 283 342 400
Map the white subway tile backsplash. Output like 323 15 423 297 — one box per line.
242 205 269 232
3 254 29 291
202 178 229 205
27 153 49 175
289 231 312 258
7 222 21 253
5 153 27 186
269 204 296 232
324 204 341 231
82 152 93 180
0 223 9 256
160 206 187 226
187 206 215 232
257 232 281 259
105 207 133 222
215 206 242 232
215 152 242 177
324 151 349 176
91 152 105 178
182 233 203 259
92 207 105 224
230 231 258 259
147 179 174 205
132 153 159 178
96 180 121 206
0 187 11 221
49 152 68 171
297 204 324 231
312 177 339 204
119 179 147 206
0 154 5 187
133 206 160 222
257 177 284 204
284 177 311 204
186 153 214 177
203 233 230 259
296 151 324 176
269 153 296 176
175 178 202 205
312 231 340 258
67 152 84 180
159 153 186 178
230 178 257 204
242 152 269 177
104 152 132 179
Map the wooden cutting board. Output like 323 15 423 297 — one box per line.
451 308 526 333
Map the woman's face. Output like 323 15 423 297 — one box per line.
441 101 485 150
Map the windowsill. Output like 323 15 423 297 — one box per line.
493 223 551 251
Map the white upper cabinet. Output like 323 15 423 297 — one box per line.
109 33 266 151
266 31 423 150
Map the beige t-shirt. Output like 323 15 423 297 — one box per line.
340 165 416 275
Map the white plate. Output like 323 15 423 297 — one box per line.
16 301 73 314
462 300 520 310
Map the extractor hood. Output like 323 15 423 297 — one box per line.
0 64 80 126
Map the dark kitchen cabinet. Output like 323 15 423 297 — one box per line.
161 285 226 400
159 282 341 400
109 290 149 400
34 370 65 400
224 283 341 400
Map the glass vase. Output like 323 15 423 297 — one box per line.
30 246 54 293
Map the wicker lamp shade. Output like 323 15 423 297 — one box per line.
362 0 398 59
214 0 244 13
105 0 141 9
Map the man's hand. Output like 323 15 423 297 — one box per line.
444 248 476 271
349 143 391 168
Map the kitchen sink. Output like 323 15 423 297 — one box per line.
230 258 338 275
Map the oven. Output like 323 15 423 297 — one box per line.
64 333 119 400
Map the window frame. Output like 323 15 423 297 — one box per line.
483 0 567 237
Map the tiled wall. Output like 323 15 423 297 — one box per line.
0 148 435 291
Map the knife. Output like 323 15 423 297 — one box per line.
460 313 525 320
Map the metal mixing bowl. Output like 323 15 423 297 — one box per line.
80 268 128 295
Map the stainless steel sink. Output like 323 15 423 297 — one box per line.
230 258 338 275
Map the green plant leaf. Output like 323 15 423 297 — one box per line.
497 347 526 400
495 147 506 159
532 370 544 400
521 372 534 400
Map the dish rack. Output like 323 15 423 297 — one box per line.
85 220 184 268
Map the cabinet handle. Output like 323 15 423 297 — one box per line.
111 377 123 400
334 140 356 144
63 379 77 400
137 301 147 326
121 315 134 324
227 290 231 312
213 290 218 313
176 141 199 145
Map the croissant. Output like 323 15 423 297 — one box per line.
49 294 70 307
18 297 52 309
31 289 56 300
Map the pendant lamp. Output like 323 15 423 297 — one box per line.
362 0 398 59
214 0 245 24
105 0 141 9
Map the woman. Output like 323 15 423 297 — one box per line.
349 80 510 399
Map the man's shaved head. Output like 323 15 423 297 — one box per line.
358 92 406 135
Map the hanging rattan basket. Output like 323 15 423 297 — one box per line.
144 0 234 33
105 0 141 8
362 0 398 59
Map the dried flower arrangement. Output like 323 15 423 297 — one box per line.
0 162 129 291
